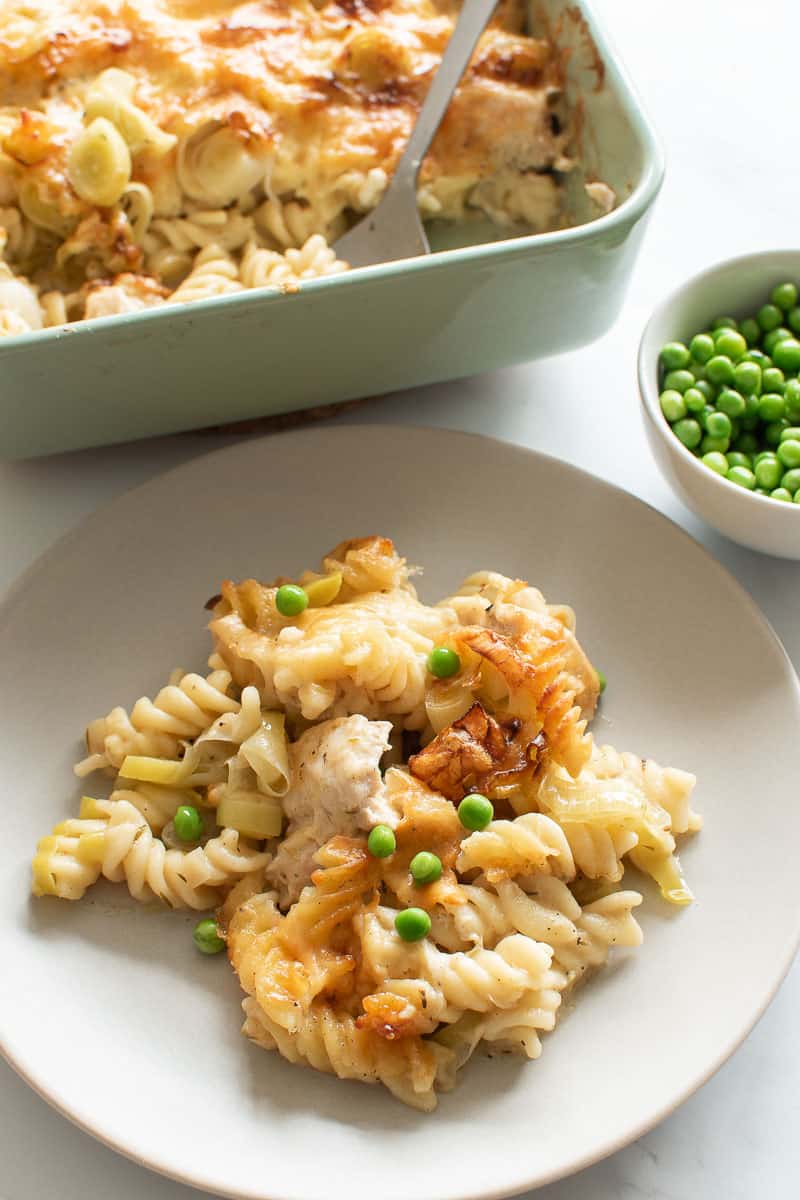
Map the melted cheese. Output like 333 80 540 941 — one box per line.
0 0 577 326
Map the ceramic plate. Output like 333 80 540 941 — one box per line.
2 426 799 1200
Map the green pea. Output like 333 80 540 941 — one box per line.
728 417 742 440
763 327 792 355
409 851 443 885
702 451 729 476
765 419 790 445
770 488 793 503
739 317 761 346
660 341 691 370
714 330 747 361
705 411 731 439
755 488 770 495
458 793 494 831
275 584 308 617
795 490 800 504
659 389 687 423
727 465 756 490
193 918 225 955
758 393 786 422
700 434 729 455
716 388 746 418
754 457 783 489
741 394 761 430
754 450 775 464
368 824 396 858
787 307 800 334
683 386 707 414
662 368 695 394
394 907 431 942
712 316 738 331
694 379 716 401
173 805 203 842
783 379 800 422
705 355 735 386
781 468 800 493
746 348 769 363
733 361 761 395
761 366 785 393
780 427 800 442
777 439 800 469
726 451 752 469
689 333 715 363
771 282 798 312
597 669 607 694
758 303 783 332
428 646 461 679
772 338 800 372
733 433 759 455
673 418 702 450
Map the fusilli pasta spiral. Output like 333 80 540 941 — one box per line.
76 668 239 775
168 245 243 304
457 813 576 882
241 996 453 1112
34 797 270 908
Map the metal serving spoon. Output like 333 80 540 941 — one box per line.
334 0 498 269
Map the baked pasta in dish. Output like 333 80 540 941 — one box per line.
32 537 700 1110
0 0 607 334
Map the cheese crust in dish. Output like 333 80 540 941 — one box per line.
31 536 700 1110
0 0 595 333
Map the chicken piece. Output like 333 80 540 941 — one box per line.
266 715 396 907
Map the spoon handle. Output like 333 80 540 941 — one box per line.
392 0 498 187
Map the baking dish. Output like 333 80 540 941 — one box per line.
0 0 664 458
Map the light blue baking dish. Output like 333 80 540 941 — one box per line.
0 0 663 458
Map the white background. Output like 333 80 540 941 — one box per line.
1 1 799 1197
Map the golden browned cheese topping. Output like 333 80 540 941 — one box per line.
1 1 565 178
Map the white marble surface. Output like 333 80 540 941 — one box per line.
2 1 799 1197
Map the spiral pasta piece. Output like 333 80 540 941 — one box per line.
168 245 243 304
590 744 701 835
210 567 454 728
556 822 639 882
239 236 347 292
457 813 576 883
360 909 554 1014
479 968 568 1058
241 996 453 1111
433 875 583 955
99 798 271 908
32 813 107 900
553 891 643 985
76 668 239 775
454 626 592 778
108 783 204 835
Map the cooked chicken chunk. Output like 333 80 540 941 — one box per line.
266 715 397 907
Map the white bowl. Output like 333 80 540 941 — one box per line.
638 249 800 559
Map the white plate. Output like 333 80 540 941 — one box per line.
2 426 799 1200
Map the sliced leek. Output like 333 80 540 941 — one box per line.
67 117 131 206
217 792 283 840
119 754 191 786
303 572 342 607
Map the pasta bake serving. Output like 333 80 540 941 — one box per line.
32 537 700 1110
0 0 609 335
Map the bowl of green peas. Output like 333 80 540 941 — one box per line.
639 251 800 558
